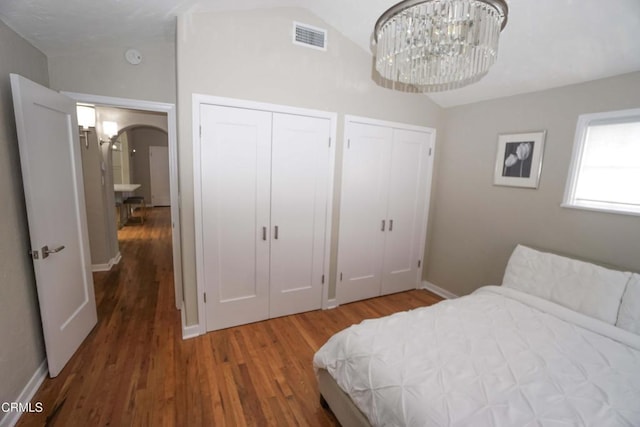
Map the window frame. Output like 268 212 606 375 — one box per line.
562 107 640 217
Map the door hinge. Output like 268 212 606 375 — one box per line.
340 272 343 281
204 292 207 303
429 147 432 156
418 260 422 268
347 139 351 149
199 125 202 138
328 137 331 148
321 274 325 284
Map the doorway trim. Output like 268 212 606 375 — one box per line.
62 91 183 310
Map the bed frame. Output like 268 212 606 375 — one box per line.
318 369 370 427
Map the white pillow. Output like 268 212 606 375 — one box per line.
617 274 640 335
502 245 630 324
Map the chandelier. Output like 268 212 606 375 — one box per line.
374 0 508 92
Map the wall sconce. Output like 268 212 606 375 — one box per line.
100 121 119 149
76 104 96 149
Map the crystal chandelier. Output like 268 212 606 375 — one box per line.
374 0 509 92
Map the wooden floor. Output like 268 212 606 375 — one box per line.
18 207 442 427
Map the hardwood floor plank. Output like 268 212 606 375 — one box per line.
16 207 442 426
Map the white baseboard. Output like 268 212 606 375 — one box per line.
324 298 338 310
0 360 48 427
421 281 458 300
91 264 111 272
91 252 122 272
181 302 201 340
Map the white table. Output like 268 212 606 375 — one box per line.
114 184 141 227
114 183 141 194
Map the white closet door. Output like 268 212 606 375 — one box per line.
381 129 432 295
201 105 272 331
337 123 392 304
269 113 331 317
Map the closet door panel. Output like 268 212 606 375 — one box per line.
337 123 392 304
201 105 272 331
381 129 431 295
269 113 331 317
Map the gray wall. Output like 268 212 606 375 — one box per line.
425 72 640 297
128 126 169 206
0 18 49 417
80 130 116 267
48 43 176 103
177 7 443 325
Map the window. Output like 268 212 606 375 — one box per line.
563 108 640 216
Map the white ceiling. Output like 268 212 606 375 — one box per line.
1 0 639 107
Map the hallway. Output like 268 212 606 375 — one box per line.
18 207 440 426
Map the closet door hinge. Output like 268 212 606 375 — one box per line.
321 274 325 284
418 260 421 268
328 137 331 148
428 147 432 156
199 125 202 138
340 272 343 281
347 139 351 149
204 292 207 303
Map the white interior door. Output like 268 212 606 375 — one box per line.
10 74 97 377
269 113 331 317
381 129 433 295
337 122 392 304
149 146 170 206
200 105 271 331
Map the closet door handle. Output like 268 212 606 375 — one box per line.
274 225 279 240
381 220 386 232
262 226 267 241
389 220 393 231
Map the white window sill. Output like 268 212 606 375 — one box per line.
561 201 640 218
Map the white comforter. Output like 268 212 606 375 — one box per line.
314 286 640 426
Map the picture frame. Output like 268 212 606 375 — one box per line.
493 131 546 188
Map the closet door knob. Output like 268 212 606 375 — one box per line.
389 220 393 231
381 220 386 232
274 225 279 240
262 227 267 241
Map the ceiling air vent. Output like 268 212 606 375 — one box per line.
293 22 327 51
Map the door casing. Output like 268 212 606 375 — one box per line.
193 94 338 335
336 115 436 305
62 92 184 317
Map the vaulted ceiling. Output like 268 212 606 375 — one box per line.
1 0 639 107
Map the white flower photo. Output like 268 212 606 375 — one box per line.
502 141 534 178
494 131 546 188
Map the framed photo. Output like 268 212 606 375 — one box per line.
493 131 546 188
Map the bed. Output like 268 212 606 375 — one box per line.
314 245 640 426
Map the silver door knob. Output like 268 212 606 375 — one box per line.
42 245 65 259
